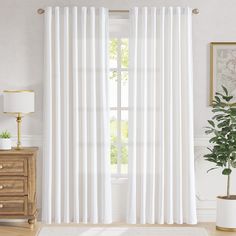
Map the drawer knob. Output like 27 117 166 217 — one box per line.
0 165 3 169
0 185 4 190
0 204 4 208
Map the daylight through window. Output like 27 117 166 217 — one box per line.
109 38 129 176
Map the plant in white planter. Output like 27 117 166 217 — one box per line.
204 86 236 231
0 131 12 150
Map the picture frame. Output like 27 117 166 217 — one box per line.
210 42 236 105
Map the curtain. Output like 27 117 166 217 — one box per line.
127 7 197 224
42 6 112 224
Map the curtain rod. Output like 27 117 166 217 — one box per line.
37 8 200 15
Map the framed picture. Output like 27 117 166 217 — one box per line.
210 42 236 105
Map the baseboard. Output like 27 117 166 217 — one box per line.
196 199 216 222
197 209 216 222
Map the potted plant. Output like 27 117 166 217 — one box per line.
0 131 12 150
204 86 236 231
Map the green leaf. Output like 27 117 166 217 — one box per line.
224 96 233 102
222 86 228 95
216 162 224 167
218 120 230 128
207 147 213 152
209 137 218 143
212 114 224 120
230 151 236 157
231 161 236 168
212 108 227 113
205 129 214 135
216 92 224 97
205 157 217 162
204 153 214 158
208 120 215 127
222 168 232 175
230 108 236 116
207 167 218 173
215 96 221 103
0 131 11 139
204 126 212 129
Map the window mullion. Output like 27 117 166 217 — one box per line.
117 38 122 176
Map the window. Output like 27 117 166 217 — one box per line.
109 37 129 177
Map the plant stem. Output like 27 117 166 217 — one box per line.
227 174 230 198
227 161 231 198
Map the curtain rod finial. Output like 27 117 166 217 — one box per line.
37 8 45 14
192 8 199 14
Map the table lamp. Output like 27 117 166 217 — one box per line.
3 90 35 149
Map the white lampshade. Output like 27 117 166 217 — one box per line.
3 90 35 114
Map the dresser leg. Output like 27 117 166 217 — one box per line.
28 218 36 228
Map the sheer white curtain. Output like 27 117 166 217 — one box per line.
127 7 197 224
42 6 112 224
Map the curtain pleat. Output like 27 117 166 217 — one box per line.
54 6 62 224
62 6 70 223
87 7 98 223
42 6 112 224
72 6 79 223
97 8 112 223
127 7 138 224
155 7 165 224
80 7 88 224
127 6 197 225
146 7 156 224
42 6 53 224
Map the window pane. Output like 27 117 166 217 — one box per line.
111 142 118 174
109 38 118 68
121 71 128 107
121 38 128 69
110 111 118 174
121 144 128 174
121 111 128 143
110 111 117 142
109 71 117 107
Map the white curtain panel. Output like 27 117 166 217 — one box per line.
127 7 197 224
42 6 112 224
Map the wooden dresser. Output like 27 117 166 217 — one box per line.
0 147 38 226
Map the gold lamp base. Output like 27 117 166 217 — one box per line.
16 114 22 150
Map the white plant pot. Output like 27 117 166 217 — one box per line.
0 138 12 150
216 196 236 231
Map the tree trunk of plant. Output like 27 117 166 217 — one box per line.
227 174 230 198
227 161 231 199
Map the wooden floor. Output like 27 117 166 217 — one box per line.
0 222 234 236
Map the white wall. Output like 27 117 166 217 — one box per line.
1 0 236 222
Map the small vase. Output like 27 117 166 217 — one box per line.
0 138 12 150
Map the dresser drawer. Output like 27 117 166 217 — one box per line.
0 159 27 176
0 177 27 196
0 196 27 215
